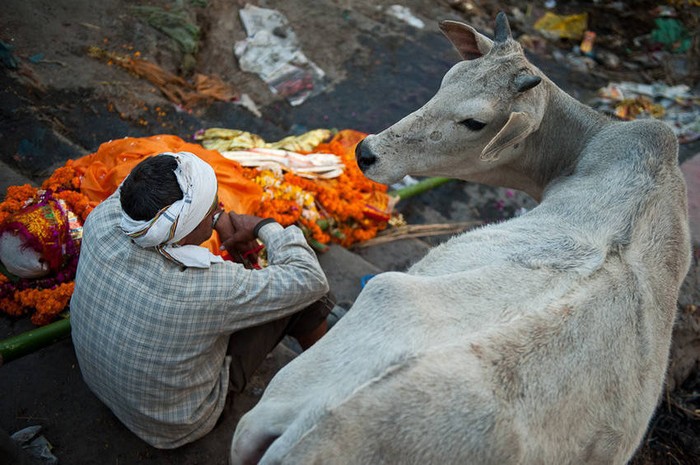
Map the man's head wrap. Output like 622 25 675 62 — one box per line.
119 152 223 268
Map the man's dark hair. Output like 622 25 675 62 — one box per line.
120 155 183 221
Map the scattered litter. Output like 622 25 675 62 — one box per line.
130 5 200 72
567 27 624 70
0 40 19 69
651 5 678 18
79 22 101 30
594 49 621 70
551 48 596 73
235 93 262 118
361 274 376 288
534 12 588 40
591 82 700 144
11 425 58 465
26 52 66 67
650 17 691 53
28 53 44 64
234 4 327 106
390 175 419 191
515 207 529 217
579 31 596 57
386 5 425 29
193 73 238 103
445 0 486 16
88 47 238 108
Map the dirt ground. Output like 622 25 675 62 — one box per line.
1 0 699 463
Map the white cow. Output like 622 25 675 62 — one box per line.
230 12 691 464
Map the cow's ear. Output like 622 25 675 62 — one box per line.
439 20 494 60
480 112 537 161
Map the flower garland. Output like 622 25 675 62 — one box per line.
0 130 392 325
230 130 393 248
0 161 93 325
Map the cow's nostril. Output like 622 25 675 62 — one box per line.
355 140 377 172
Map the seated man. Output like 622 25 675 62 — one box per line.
71 152 333 448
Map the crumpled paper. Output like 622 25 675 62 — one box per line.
234 4 327 106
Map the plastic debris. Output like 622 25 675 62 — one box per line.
234 4 327 106
650 17 691 53
579 31 596 57
445 0 486 16
534 12 588 40
390 175 420 191
594 49 621 70
386 5 425 29
235 93 262 118
10 425 58 465
360 274 376 288
28 53 44 64
0 40 19 69
613 96 665 120
551 48 596 73
591 82 700 144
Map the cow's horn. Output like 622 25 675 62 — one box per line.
515 74 542 92
494 11 512 43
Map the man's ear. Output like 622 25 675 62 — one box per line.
439 20 494 60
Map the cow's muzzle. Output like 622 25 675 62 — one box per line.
355 139 377 173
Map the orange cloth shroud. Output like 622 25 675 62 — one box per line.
71 134 263 255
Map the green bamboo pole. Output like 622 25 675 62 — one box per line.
0 317 71 366
388 177 454 200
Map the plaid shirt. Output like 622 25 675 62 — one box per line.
71 194 329 448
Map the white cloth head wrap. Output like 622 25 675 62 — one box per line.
120 152 224 268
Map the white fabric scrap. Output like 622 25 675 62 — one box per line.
221 148 344 179
0 231 50 278
386 5 425 29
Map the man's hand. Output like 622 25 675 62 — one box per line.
216 212 270 267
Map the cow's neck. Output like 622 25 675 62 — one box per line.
510 83 607 201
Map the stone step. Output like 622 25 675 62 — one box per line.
0 160 37 197
317 244 383 306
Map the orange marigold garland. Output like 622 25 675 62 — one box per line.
0 161 91 325
0 185 38 225
16 282 75 326
41 160 94 222
238 130 393 248
0 129 394 325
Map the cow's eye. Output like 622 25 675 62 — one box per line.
460 119 486 131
